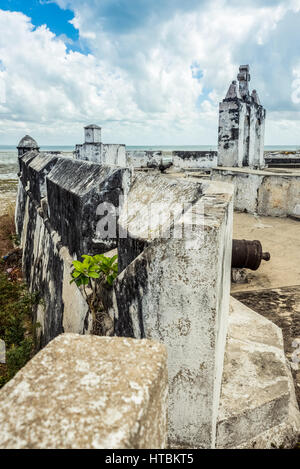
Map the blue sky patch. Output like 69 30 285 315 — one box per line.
191 63 204 82
0 0 82 51
196 88 213 107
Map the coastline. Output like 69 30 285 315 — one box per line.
0 146 299 217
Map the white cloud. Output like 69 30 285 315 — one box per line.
0 2 300 145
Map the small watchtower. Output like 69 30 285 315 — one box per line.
17 135 39 157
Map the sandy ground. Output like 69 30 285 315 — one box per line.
232 213 300 414
0 181 18 217
232 212 300 293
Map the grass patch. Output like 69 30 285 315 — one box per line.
0 204 38 388
0 266 39 388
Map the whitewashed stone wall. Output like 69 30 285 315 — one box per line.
13 139 300 449
211 167 300 218
16 149 131 348
74 125 218 170
75 124 126 166
112 172 234 448
126 150 217 169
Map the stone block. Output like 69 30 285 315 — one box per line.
216 297 300 448
0 334 168 449
75 142 126 166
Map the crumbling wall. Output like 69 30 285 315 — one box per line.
216 297 300 449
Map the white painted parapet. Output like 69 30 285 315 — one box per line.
0 334 168 449
15 143 131 348
211 166 300 218
113 173 234 448
218 65 266 169
126 150 218 170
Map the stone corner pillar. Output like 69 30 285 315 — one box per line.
113 173 234 448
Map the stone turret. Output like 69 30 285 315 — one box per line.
17 135 39 157
218 65 266 169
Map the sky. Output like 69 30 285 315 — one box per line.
1 0 300 145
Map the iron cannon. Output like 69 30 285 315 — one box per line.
232 239 270 271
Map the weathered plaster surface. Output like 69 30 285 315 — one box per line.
218 66 266 169
217 297 300 448
15 150 131 347
46 158 131 256
113 172 234 448
232 285 300 412
74 126 126 166
126 150 217 170
211 167 300 217
75 142 126 166
0 334 168 449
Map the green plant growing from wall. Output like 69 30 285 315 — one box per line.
70 254 118 325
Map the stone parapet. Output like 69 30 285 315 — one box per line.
0 334 168 449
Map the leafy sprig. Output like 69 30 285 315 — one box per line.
70 254 118 287
70 254 118 326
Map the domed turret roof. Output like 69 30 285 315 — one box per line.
17 135 39 149
84 124 101 129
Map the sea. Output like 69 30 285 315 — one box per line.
1 144 300 182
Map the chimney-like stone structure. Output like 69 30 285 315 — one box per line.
218 65 266 169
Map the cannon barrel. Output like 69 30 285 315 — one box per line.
232 239 270 271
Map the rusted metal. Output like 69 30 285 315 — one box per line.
232 239 270 271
